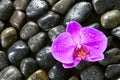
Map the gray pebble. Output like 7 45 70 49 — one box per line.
0 20 4 33
48 25 65 42
0 66 22 80
69 76 79 80
0 0 14 20
26 0 49 19
101 10 120 29
92 0 113 14
14 0 30 11
112 26 120 40
28 32 46 53
89 23 101 30
37 11 60 31
8 40 29 66
52 0 75 14
80 66 104 80
64 2 92 24
36 46 57 71
0 51 9 71
20 58 38 78
105 64 120 79
20 21 39 40
10 11 26 30
46 0 59 6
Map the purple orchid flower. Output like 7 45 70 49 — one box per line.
51 21 107 68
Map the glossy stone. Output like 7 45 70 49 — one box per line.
28 32 46 53
89 23 101 30
20 21 39 40
52 0 75 14
8 40 29 66
64 2 92 24
20 58 38 78
36 46 57 71
105 64 120 79
0 66 22 80
27 70 49 80
0 20 4 33
101 10 120 29
48 25 65 42
10 11 26 30
0 51 9 71
37 11 60 31
46 0 59 6
69 76 79 80
92 0 113 14
0 0 14 20
26 0 49 19
112 26 120 40
1 27 17 48
48 63 72 80
80 66 104 80
14 0 30 11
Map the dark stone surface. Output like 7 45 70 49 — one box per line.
46 0 59 6
0 0 14 20
0 66 22 80
26 0 49 20
37 11 60 31
0 51 9 71
52 0 75 14
69 76 79 80
8 40 29 66
14 0 30 11
28 32 46 53
0 20 4 33
113 0 120 10
105 64 120 79
80 66 104 80
20 57 38 78
20 21 39 40
112 26 120 40
36 46 57 71
92 0 113 14
64 2 92 24
101 10 120 29
10 11 26 30
48 25 65 42
89 23 101 30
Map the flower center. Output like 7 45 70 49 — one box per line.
74 45 89 60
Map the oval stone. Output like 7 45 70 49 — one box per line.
46 0 59 6
8 40 29 66
20 58 38 78
101 10 120 29
112 26 120 40
27 70 49 80
64 2 92 24
0 66 22 80
1 27 17 48
20 21 39 40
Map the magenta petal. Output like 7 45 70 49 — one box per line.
62 59 80 68
51 32 76 63
80 27 107 58
66 21 82 44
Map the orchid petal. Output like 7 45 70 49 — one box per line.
51 32 76 63
66 21 82 44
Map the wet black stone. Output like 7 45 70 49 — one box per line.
26 0 49 20
8 40 29 66
20 21 40 40
0 66 22 80
20 57 38 78
64 2 92 24
107 36 114 49
0 51 9 71
37 11 60 31
48 63 73 80
36 46 57 71
92 0 113 14
113 0 120 10
28 32 46 53
46 0 59 6
0 0 14 20
14 0 30 11
52 0 75 14
89 23 101 30
0 20 4 33
80 66 104 80
105 64 120 79
112 26 120 40
48 25 65 42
